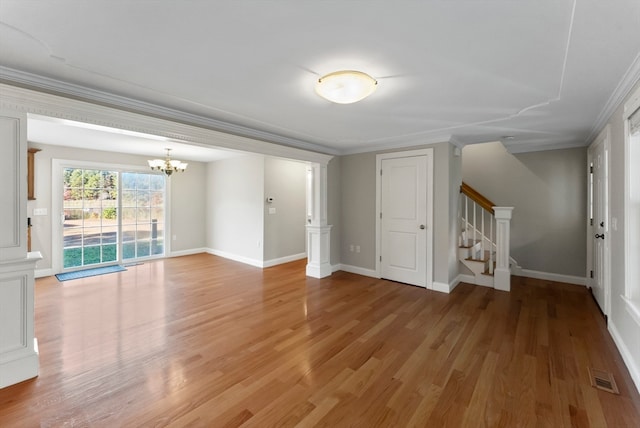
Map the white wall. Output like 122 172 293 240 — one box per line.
27 143 207 274
206 155 265 265
606 79 640 392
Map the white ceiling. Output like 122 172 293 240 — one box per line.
1 1 640 156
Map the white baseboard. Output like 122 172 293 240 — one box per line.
518 269 587 286
35 268 54 279
206 248 306 269
455 274 476 287
170 248 207 258
432 281 452 293
608 320 640 395
206 248 263 268
332 264 342 273
337 264 378 278
263 252 306 268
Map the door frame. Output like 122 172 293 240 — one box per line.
376 149 434 290
51 159 172 274
587 125 611 316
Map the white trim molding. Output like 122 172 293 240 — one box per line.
0 83 334 165
608 320 640 394
0 67 339 157
263 253 307 268
338 264 378 278
170 248 208 258
206 248 263 269
517 269 587 286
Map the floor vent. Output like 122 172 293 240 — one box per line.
588 367 619 394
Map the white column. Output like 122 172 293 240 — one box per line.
306 163 332 278
493 207 514 292
0 108 41 388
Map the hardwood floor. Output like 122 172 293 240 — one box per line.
1 253 639 427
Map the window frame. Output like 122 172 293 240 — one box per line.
623 85 640 325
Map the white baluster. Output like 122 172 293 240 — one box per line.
465 196 469 245
481 209 485 258
473 202 477 258
489 213 494 274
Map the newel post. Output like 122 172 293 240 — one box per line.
306 163 332 278
493 207 514 292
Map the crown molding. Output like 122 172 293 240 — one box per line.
0 81 334 165
586 52 640 145
339 133 453 155
0 66 340 157
505 140 587 154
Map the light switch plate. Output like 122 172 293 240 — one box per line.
33 208 47 216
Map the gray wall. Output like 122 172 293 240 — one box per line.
28 143 207 272
339 142 460 286
462 142 587 277
327 156 341 266
340 151 377 270
263 157 307 262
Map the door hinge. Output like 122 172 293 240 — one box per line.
380 212 382 219
380 169 383 176
590 270 594 278
590 218 593 226
590 165 593 174
380 255 382 262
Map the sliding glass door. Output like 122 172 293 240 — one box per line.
62 167 165 270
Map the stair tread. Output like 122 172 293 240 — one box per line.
466 256 490 263
465 250 494 263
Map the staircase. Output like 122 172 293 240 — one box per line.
459 182 514 291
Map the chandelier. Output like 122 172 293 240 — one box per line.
148 148 188 176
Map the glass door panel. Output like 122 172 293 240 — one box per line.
63 168 119 268
121 172 165 261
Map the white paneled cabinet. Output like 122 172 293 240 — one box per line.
0 108 41 388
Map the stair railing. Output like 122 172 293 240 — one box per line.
460 182 495 273
459 182 514 291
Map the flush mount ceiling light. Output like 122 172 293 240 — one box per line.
148 148 188 176
315 70 377 104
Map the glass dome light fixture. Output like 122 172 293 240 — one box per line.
315 70 377 104
148 148 188 176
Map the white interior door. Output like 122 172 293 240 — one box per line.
588 131 609 315
380 155 428 287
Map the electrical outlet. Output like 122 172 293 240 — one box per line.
349 244 354 252
172 235 177 241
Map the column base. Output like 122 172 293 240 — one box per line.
494 268 511 292
306 224 332 279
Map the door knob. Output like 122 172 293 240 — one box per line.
595 233 605 239
419 224 425 230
